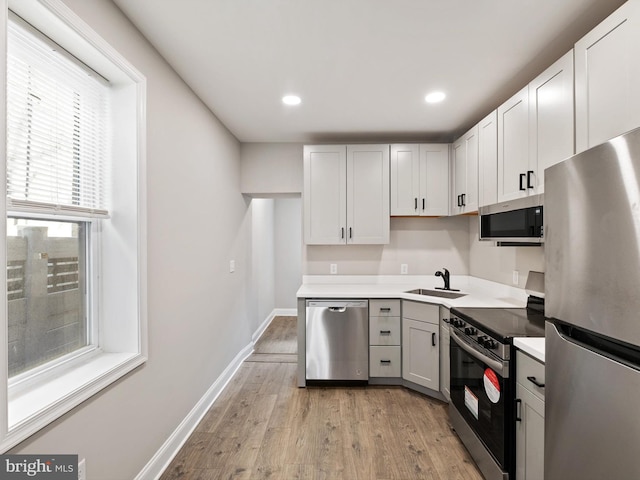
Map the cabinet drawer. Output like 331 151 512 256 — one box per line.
369 316 401 345
517 350 545 400
370 346 402 378
402 300 439 325
369 299 401 317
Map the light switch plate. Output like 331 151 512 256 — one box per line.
512 270 519 285
401 264 408 274
330 263 337 274
230 260 235 273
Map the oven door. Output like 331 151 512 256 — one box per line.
450 329 511 470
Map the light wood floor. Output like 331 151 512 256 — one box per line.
160 316 483 480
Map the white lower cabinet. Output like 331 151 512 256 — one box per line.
369 299 401 378
439 306 450 402
402 301 439 390
515 350 545 480
370 346 402 377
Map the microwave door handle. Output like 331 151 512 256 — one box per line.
450 328 506 376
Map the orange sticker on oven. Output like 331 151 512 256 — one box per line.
484 368 501 403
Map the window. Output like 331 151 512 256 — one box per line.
0 0 147 451
6 16 105 380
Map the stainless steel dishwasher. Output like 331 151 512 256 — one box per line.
305 300 369 382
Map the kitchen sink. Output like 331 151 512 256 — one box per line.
405 288 467 299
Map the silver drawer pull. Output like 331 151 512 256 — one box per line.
380 360 391 364
380 330 392 335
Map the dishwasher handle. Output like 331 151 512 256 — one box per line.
328 307 347 313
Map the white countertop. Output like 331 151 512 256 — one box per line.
514 338 545 363
297 275 528 309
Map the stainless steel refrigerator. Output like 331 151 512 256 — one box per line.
545 126 640 479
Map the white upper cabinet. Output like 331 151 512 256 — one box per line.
498 86 530 202
478 110 498 207
420 144 450 216
498 51 574 202
346 145 390 244
304 144 389 245
575 0 640 153
529 50 574 193
390 144 449 216
390 144 420 216
303 145 347 244
451 125 479 214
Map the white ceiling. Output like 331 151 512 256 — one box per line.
112 0 625 143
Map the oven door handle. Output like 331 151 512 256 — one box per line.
450 329 507 377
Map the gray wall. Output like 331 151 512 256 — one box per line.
468 217 545 288
304 216 470 275
10 2 254 479
250 198 276 332
274 198 302 309
240 143 303 195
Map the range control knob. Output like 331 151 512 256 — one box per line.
452 318 465 328
477 335 489 347
485 339 498 350
464 326 477 336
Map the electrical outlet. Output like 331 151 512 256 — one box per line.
229 260 235 273
330 263 338 275
512 270 519 285
401 264 408 274
78 458 86 480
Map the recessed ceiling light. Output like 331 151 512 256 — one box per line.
425 91 446 104
282 95 301 106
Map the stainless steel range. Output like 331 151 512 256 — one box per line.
448 295 545 480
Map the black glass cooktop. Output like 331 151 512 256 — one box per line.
450 307 546 342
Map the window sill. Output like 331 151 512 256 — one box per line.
2 351 146 452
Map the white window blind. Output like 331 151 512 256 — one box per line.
6 16 111 218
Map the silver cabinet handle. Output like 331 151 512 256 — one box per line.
379 330 391 335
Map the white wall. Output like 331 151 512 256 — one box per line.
304 216 470 275
468 217 545 288
240 143 303 195
250 198 276 331
9 2 254 479
274 198 302 308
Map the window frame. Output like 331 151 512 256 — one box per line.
0 0 147 451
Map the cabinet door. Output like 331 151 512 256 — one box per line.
529 50 574 194
452 126 479 214
575 0 640 153
402 318 439 390
451 138 466 215
463 126 479 213
390 144 420 216
516 382 545 480
303 145 347 244
478 110 498 207
346 145 390 244
419 144 449 216
498 86 530 202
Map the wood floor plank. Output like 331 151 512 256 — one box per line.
160 314 484 480
253 316 297 354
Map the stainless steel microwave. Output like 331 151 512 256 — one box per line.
479 194 543 244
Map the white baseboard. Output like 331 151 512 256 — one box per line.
252 311 276 344
134 342 253 480
272 308 297 316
